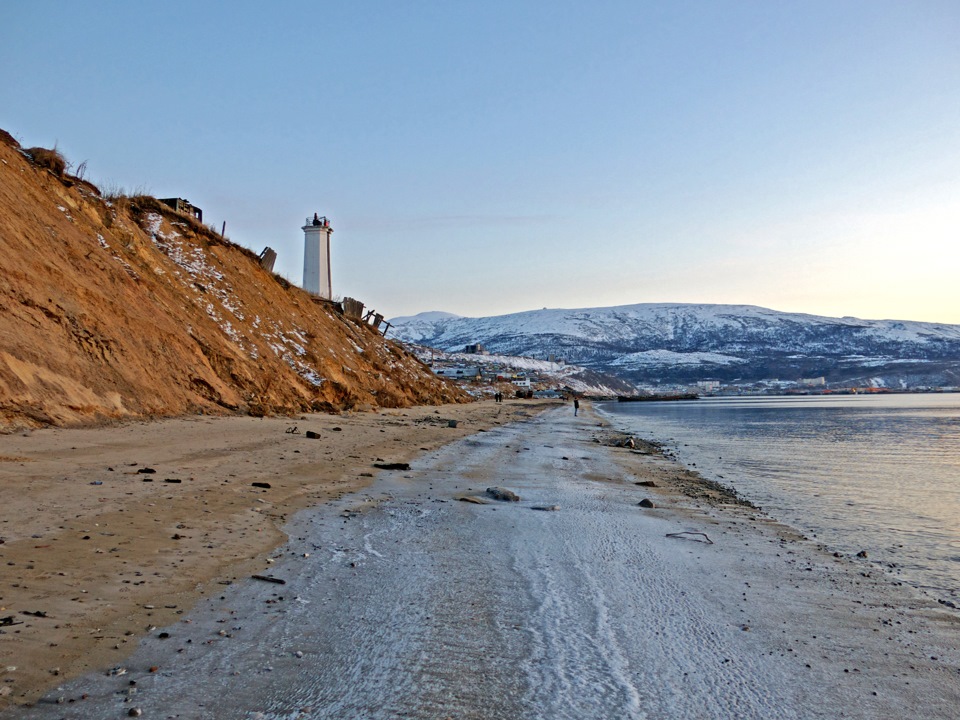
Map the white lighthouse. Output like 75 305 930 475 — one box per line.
302 213 333 298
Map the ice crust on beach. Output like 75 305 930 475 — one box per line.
14 410 960 719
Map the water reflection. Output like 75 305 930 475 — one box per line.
603 394 960 600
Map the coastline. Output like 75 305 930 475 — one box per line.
4 401 960 717
0 400 551 708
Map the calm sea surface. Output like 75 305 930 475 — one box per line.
600 394 960 603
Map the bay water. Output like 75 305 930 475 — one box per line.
600 393 960 604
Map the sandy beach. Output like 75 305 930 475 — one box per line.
0 400 543 710
3 402 960 718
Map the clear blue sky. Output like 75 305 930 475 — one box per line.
3 1 959 323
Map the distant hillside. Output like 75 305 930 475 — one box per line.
0 130 465 429
390 304 960 389
406 345 639 397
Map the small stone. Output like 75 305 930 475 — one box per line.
294 650 304 658
856 550 868 559
638 498 655 508
128 708 142 717
486 487 520 502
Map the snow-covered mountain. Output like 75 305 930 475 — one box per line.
389 304 960 389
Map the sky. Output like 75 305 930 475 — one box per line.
2 1 959 323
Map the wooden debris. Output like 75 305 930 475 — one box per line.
457 495 490 505
251 574 286 585
666 531 713 544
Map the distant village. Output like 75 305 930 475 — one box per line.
426 342 959 399
420 343 576 398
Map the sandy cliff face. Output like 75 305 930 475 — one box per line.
0 132 464 429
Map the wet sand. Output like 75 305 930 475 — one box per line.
4 403 960 718
0 400 545 710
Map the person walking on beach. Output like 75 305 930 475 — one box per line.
573 398 580 416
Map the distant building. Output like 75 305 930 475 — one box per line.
799 377 826 387
511 378 532 388
533 389 561 398
696 380 720 392
159 197 202 222
464 343 487 355
433 367 481 379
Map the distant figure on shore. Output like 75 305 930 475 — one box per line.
573 398 580 416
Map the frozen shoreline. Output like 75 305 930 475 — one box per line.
9 406 960 718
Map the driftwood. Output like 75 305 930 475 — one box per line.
666 531 713 544
374 462 410 471
457 495 490 505
251 574 286 585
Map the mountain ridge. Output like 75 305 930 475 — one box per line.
390 304 960 389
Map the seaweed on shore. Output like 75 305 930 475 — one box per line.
599 429 757 508
671 467 758 509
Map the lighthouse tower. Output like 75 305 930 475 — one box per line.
302 213 333 298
